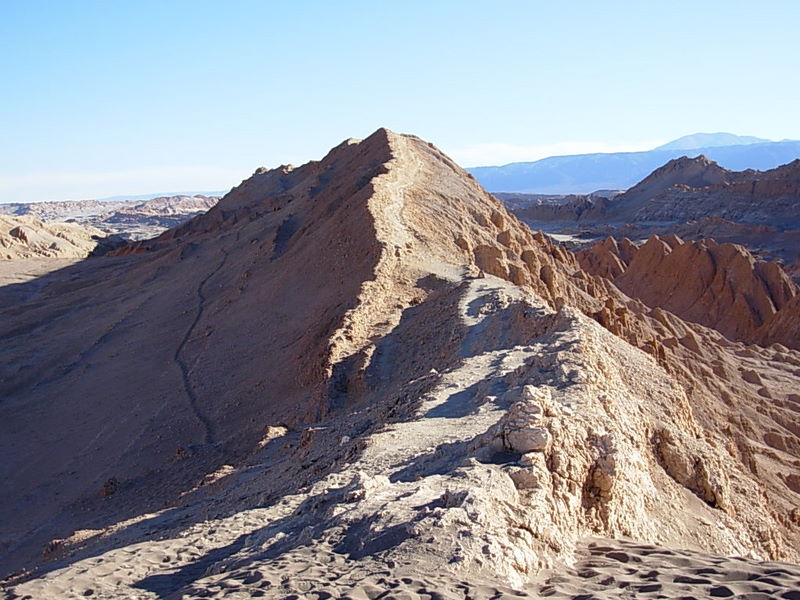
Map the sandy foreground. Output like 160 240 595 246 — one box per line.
6 535 800 599
4 275 800 598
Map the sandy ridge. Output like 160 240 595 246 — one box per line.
326 131 423 373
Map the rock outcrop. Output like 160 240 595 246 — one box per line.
2 130 799 598
0 214 103 259
578 235 800 348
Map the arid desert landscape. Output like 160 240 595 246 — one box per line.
3 3 800 598
1 129 799 599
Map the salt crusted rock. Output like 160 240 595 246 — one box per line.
341 471 390 503
486 385 553 454
654 428 730 509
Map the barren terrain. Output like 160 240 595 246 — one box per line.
1 130 798 599
507 157 800 284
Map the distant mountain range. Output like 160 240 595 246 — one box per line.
653 132 771 151
468 133 800 193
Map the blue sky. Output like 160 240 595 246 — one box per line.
1 0 799 202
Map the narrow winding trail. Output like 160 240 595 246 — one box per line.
174 247 230 444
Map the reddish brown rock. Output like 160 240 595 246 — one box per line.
579 234 799 348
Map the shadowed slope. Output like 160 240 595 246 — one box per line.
0 129 407 574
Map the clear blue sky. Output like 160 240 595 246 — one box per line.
2 0 799 202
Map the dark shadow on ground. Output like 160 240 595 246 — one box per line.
132 535 248 598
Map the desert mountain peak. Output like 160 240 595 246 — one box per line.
624 154 734 197
2 130 800 597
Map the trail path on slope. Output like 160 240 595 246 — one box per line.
173 246 230 445
327 133 425 368
5 277 552 599
361 278 544 477
380 134 418 252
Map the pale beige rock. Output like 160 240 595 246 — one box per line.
506 426 550 453
0 214 102 259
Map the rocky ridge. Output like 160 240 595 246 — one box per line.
1 130 799 598
578 235 800 348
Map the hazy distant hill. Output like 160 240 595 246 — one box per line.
653 132 770 151
469 135 800 193
89 190 227 203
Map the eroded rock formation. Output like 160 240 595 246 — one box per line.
578 235 800 348
2 130 799 598
0 214 103 259
506 156 800 286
